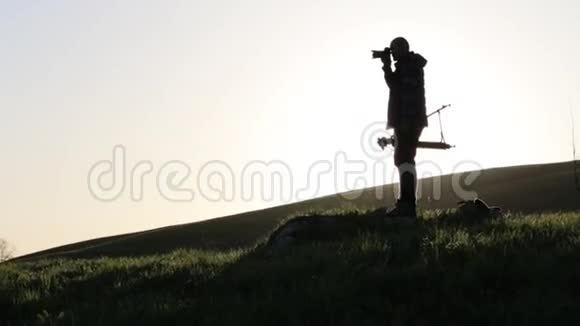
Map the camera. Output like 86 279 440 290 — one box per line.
372 47 391 59
377 136 395 150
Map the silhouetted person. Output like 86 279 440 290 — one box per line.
380 37 427 217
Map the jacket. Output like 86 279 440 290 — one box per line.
383 51 428 129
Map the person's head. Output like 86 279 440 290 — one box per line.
390 37 410 61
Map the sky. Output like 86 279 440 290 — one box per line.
1 0 579 256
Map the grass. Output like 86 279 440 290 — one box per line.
2 209 580 325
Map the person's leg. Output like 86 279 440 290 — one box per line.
388 127 422 217
398 127 421 200
399 164 417 203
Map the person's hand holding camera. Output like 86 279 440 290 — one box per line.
380 47 391 66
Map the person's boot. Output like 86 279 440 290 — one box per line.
385 166 418 218
385 199 417 218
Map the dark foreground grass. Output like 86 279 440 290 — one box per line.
1 210 580 325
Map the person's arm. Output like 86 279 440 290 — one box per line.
382 57 397 88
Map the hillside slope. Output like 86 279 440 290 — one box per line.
3 210 580 325
15 161 580 261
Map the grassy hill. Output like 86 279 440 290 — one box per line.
2 210 580 325
1 161 580 325
15 160 580 261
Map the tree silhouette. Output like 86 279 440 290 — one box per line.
0 238 14 262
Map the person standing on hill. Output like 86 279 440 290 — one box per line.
379 37 428 218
